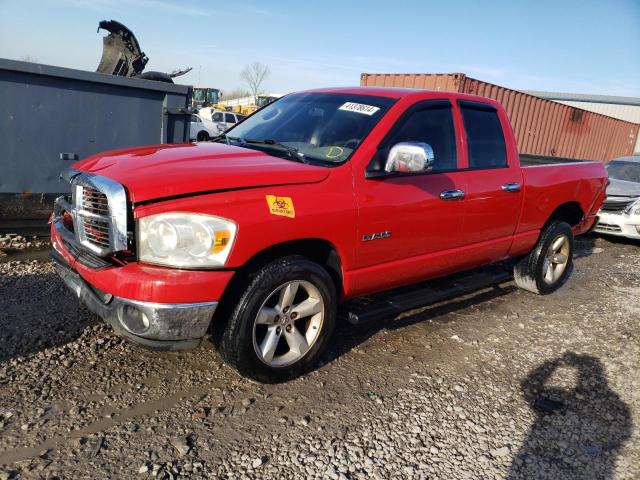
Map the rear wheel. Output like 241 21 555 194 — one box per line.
514 221 574 294
219 256 337 383
196 131 210 142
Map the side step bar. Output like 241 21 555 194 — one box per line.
343 264 513 325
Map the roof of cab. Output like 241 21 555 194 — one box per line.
299 86 502 106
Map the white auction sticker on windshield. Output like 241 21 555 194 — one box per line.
339 102 380 116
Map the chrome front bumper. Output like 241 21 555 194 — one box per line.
52 249 217 351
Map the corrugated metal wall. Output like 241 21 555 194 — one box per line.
553 101 640 154
360 73 640 162
360 72 465 92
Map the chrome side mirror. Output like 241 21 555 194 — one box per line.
384 142 435 174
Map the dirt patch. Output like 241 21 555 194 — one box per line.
0 235 638 479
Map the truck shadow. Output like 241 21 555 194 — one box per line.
593 233 640 247
573 234 599 259
327 284 515 362
508 352 632 480
0 266 98 363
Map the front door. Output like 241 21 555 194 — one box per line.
351 101 468 295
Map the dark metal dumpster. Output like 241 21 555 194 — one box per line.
0 58 193 232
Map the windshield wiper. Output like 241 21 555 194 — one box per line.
213 136 307 163
212 133 241 144
243 138 307 163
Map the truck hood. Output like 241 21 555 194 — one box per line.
74 143 330 203
607 178 640 198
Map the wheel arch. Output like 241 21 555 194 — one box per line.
544 201 584 229
238 238 344 296
210 238 344 340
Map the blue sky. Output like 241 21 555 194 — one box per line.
1 0 639 96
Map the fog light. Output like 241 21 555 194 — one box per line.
119 304 150 334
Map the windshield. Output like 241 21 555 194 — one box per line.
207 89 220 103
606 160 640 183
257 96 276 107
193 89 205 103
224 92 396 164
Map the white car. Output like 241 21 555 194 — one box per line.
198 108 245 134
189 114 218 142
210 110 245 133
594 156 640 240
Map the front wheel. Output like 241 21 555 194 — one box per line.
219 256 337 383
514 220 574 294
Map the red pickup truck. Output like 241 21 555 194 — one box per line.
51 87 607 382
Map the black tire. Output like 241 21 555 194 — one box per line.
514 221 574 294
196 131 210 142
219 256 337 383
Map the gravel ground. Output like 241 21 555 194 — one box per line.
0 234 638 479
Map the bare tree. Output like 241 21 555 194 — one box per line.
240 62 270 104
223 88 251 101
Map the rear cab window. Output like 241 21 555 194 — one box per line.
459 101 507 169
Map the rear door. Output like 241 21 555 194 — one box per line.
457 100 523 262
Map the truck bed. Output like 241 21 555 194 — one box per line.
517 158 607 235
520 154 589 166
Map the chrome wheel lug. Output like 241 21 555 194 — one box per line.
286 324 293 333
290 312 298 320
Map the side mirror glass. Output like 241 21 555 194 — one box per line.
384 142 435 174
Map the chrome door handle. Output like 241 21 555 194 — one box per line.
439 189 465 200
502 182 521 192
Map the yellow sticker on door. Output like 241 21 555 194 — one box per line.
266 195 295 218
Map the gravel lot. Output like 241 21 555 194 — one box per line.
0 234 638 479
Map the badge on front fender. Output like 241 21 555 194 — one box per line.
266 195 295 218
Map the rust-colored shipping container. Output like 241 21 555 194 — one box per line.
360 73 639 162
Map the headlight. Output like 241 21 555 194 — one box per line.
138 213 236 268
624 199 640 216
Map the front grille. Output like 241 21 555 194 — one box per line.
600 198 636 213
82 187 110 216
76 185 113 252
596 223 622 232
53 169 129 257
79 186 112 250
60 235 112 269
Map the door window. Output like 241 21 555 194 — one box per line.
371 105 458 173
212 112 224 122
224 113 236 123
460 104 507 169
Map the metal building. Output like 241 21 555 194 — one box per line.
524 91 640 154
